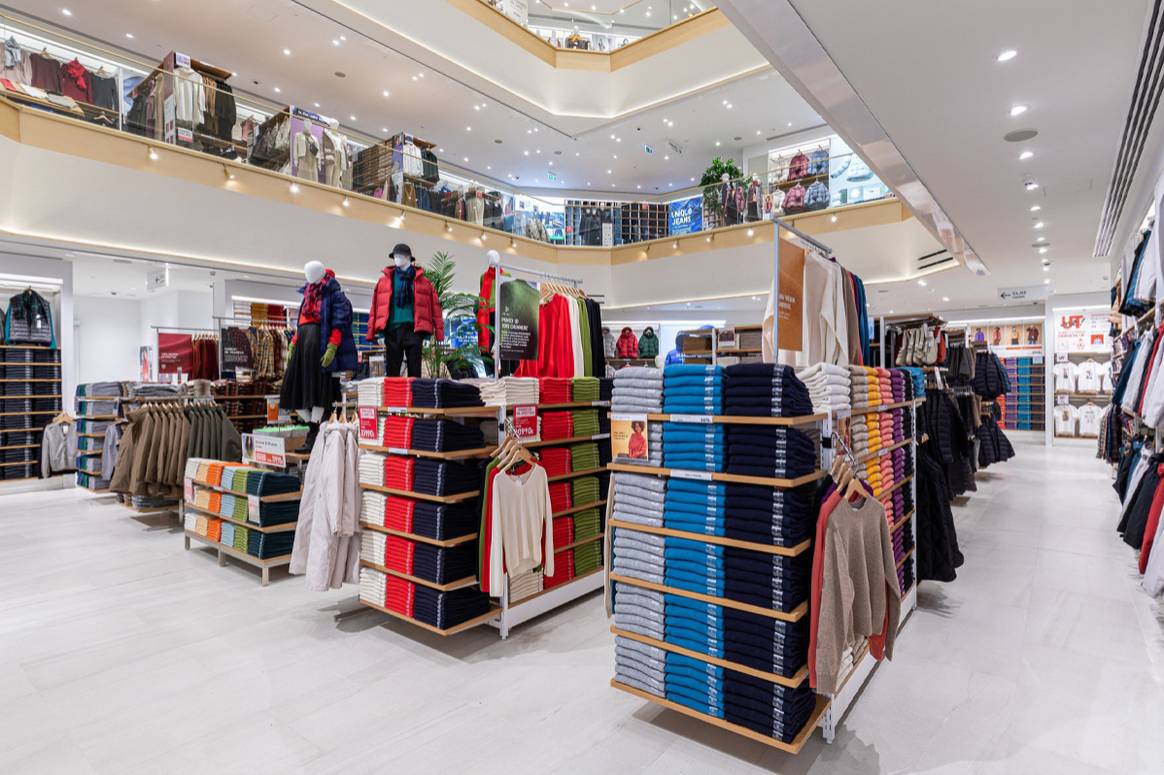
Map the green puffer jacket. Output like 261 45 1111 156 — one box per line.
638 327 660 358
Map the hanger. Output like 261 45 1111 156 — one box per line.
52 410 74 425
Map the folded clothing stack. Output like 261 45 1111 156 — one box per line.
663 364 724 415
232 524 249 553
383 378 413 407
247 530 294 559
573 507 602 539
379 416 415 449
663 594 809 678
385 535 415 575
848 366 880 411
599 378 614 402
662 421 725 472
410 379 483 409
612 472 664 527
413 584 493 628
725 482 816 548
898 367 925 399
664 536 724 597
549 481 572 514
359 566 388 608
570 441 600 472
553 515 574 549
384 455 416 491
666 651 724 718
725 426 817 479
572 376 600 403
411 419 486 453
724 673 817 743
613 581 665 640
246 470 300 497
665 594 725 657
412 459 481 496
541 410 573 441
413 542 478 584
539 377 572 405
361 531 387 566
572 476 601 508
796 363 851 416
538 447 571 477
723 363 814 418
359 452 387 487
357 378 386 408
898 556 914 597
220 522 235 549
572 408 600 437
615 634 665 697
412 500 478 540
544 550 575 589
612 367 663 414
889 370 906 403
464 376 539 407
612 527 664 585
877 370 893 406
253 500 298 526
509 569 544 602
723 548 811 613
664 479 725 536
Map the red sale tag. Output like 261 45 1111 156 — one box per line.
512 405 539 441
358 407 378 441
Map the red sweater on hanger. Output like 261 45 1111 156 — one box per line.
516 294 574 378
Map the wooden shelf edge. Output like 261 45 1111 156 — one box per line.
608 520 810 557
357 597 499 636
189 479 302 503
646 412 827 427
606 463 824 489
508 565 605 607
182 502 298 533
609 574 806 623
547 466 608 483
359 560 479 592
358 522 478 547
184 529 291 567
358 482 479 504
553 499 606 518
357 444 496 460
611 627 807 688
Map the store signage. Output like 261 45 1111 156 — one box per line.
1055 352 1068 364
220 328 253 369
1055 308 1110 354
358 407 378 441
147 268 169 291
174 52 191 69
610 415 651 462
546 171 558 182
643 145 654 155
157 332 193 375
668 195 703 235
718 327 738 351
512 405 539 440
777 239 805 352
998 285 1049 302
671 469 713 481
669 414 714 424
499 278 539 361
243 433 287 469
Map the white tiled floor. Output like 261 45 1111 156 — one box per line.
2 432 1162 774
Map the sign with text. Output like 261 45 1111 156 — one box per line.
157 332 193 375
512 405 539 441
777 239 805 352
243 433 287 469
1055 308 1110 354
499 278 539 361
358 407 378 441
220 327 253 369
668 195 704 235
998 284 1050 302
610 415 651 462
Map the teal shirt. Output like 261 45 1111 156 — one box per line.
389 271 414 329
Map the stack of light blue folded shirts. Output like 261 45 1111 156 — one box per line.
612 472 665 527
664 593 725 657
665 652 724 718
612 528 665 585
663 536 724 596
613 582 665 640
663 479 727 535
661 422 725 472
663 364 725 414
615 635 666 697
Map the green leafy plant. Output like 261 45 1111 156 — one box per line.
421 251 483 377
700 157 743 215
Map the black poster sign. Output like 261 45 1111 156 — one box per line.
220 327 254 369
499 279 539 361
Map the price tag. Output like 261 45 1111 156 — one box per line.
671 469 713 481
1055 352 1068 363
1033 354 1044 365
247 495 260 522
387 447 408 455
669 414 714 424
175 52 191 68
611 413 650 422
1056 394 1069 406
385 407 406 414
183 478 194 503
512 405 539 440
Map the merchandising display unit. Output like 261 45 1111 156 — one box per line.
74 383 120 491
1051 351 1111 440
0 344 62 481
1002 356 1046 432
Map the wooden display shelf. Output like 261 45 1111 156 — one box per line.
555 533 604 553
892 510 914 533
76 396 121 401
226 414 267 421
855 438 914 464
183 529 290 586
0 410 58 417
607 462 824 489
0 394 63 399
896 547 915 571
609 574 807 622
359 560 478 592
508 565 604 608
0 344 52 349
375 405 498 417
611 627 808 688
79 432 105 439
358 482 478 504
0 460 35 467
359 522 478 547
608 520 810 557
188 479 302 503
645 412 827 427
77 414 116 420
715 348 763 355
76 450 102 457
554 499 606 518
358 443 495 460
1 428 43 434
183 502 298 533
547 467 607 483
610 681 828 754
0 443 38 450
523 401 611 410
357 597 499 636
1054 392 1111 400
522 433 610 448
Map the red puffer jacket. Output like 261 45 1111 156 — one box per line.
616 327 639 358
367 266 444 341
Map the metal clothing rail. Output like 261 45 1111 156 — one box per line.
774 217 832 256
767 219 834 363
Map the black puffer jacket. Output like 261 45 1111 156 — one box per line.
922 388 976 497
916 447 964 582
971 352 1010 399
4 289 56 346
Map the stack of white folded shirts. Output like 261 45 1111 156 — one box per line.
184 458 210 480
464 377 541 407
357 378 386 408
612 582 664 641
360 531 387 566
615 634 666 697
508 569 544 602
463 379 505 407
612 473 665 526
612 527 665 585
359 567 387 607
183 512 198 532
612 367 663 414
796 362 852 416
360 492 387 527
358 452 387 487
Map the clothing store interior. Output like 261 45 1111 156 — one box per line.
1 1 1162 772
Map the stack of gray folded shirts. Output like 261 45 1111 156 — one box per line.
612 527 665 585
613 582 665 640
615 634 666 697
612 367 663 414
612 472 665 527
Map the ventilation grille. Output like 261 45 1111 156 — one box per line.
1095 0 1164 257
917 249 954 272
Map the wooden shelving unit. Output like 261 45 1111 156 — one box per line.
607 462 824 489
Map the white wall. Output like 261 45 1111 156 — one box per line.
138 290 213 361
73 296 141 384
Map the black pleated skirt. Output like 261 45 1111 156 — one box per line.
280 323 339 411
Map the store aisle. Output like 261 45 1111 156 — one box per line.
1 434 1161 774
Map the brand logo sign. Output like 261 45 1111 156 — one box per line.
668 195 703 235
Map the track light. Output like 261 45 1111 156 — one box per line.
481 231 488 241
746 228 754 237
445 221 453 232
148 147 159 161
222 164 235 180
341 196 350 208
510 237 516 248
289 183 300 194
672 240 678 249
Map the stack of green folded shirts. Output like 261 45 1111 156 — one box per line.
233 525 250 553
229 469 251 494
232 496 249 521
570 442 600 472
572 476 601 506
571 409 600 437
574 541 603 575
572 377 600 403
573 507 602 539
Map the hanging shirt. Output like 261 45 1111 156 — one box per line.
1053 362 1077 393
1054 404 1079 437
1075 360 1103 393
566 294 584 378
1077 404 1104 437
172 65 206 126
489 464 554 594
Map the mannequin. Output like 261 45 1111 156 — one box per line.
280 260 358 451
367 244 444 378
321 117 350 189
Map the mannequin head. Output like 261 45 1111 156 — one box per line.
326 117 339 131
390 243 413 270
304 260 325 284
486 249 501 267
721 173 730 183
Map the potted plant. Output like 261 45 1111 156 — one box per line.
420 251 484 377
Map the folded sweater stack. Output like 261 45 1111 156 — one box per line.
796 362 852 416
612 471 665 528
723 363 814 418
663 364 723 415
612 367 663 414
662 421 724 473
410 379 483 409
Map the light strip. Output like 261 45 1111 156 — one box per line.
944 316 1045 325
0 272 63 286
1050 304 1109 312
231 295 299 307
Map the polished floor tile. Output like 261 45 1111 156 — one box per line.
0 432 1160 773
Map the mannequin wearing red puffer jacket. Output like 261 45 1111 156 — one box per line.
616 327 639 358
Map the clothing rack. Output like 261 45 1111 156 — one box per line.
773 217 831 256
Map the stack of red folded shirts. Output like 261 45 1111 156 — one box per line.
539 377 572 405
538 447 572 477
384 377 413 407
549 481 573 514
552 516 574 548
384 416 415 449
540 411 574 441
385 536 416 575
384 456 416 491
385 496 416 533
386 576 415 616
544 552 575 589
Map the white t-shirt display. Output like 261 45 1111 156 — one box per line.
1054 404 1079 437
1053 362 1078 393
1076 360 1103 394
1102 361 1114 393
1077 403 1104 437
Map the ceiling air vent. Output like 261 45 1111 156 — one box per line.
917 249 954 272
1094 0 1164 257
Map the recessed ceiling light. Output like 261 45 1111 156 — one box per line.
1042 264 1050 272
756 130 762 136
787 121 793 127
996 49 1017 62
523 150 530 156
664 155 670 161
636 184 642 189
830 215 838 223
350 115 357 121
690 177 696 182
575 152 581 157
411 76 418 82
418 72 424 78
610 134 616 140
463 157 469 163
587 182 591 186
1025 180 1039 190
61 7 72 15
917 279 927 286
1019 150 1034 160
125 32 134 39
313 102 321 108
715 141 721 146
465 126 472 132
486 165 492 170
283 48 291 56
1009 105 1028 117
607 169 612 174
274 87 281 93
1030 205 1041 212
1036 235 1046 242
942 296 950 302
382 90 390 97
340 35 347 41
616 137 621 143
332 39 340 46
474 104 480 111
1034 221 1045 229
549 161 554 166
1039 247 1048 254
1043 278 1050 285
536 149 541 154
613 154 618 159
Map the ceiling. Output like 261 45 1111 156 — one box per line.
529 0 712 36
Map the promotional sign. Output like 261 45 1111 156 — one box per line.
358 407 379 441
718 327 737 351
1055 308 1110 354
777 239 805 352
602 222 614 247
668 195 704 235
163 94 176 144
512 405 539 441
157 332 194 375
998 284 1050 302
220 327 253 369
610 415 651 462
499 278 540 360
243 433 287 469
139 346 154 382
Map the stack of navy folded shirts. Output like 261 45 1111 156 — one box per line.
412 542 478 584
612 472 664 528
722 363 814 418
665 651 724 718
664 536 724 597
412 459 481 496
411 501 478 540
599 378 614 403
613 582 664 640
725 426 817 479
723 606 809 678
412 585 492 629
411 419 485 452
724 482 816 548
724 548 810 614
410 379 484 409
662 422 725 472
662 364 724 414
612 527 665 584
248 531 295 559
664 479 725 535
255 501 299 526
898 554 915 595
724 671 817 743
246 471 300 496
615 634 665 697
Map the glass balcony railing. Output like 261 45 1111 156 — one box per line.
479 0 716 52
